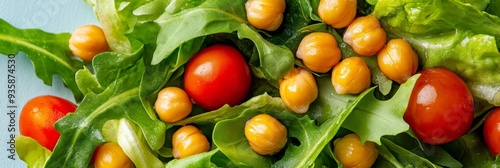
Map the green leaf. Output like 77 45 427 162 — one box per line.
266 0 320 51
45 42 166 168
342 74 419 144
75 66 103 95
380 138 442 168
373 0 500 106
307 76 358 124
0 18 84 101
15 135 52 168
210 92 370 167
443 132 498 167
384 133 463 168
116 119 164 168
153 0 294 85
94 0 132 53
486 0 500 17
165 149 220 168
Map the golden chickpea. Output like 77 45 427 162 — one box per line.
172 125 210 159
245 0 286 31
331 57 371 94
245 114 287 155
333 134 378 168
94 142 134 168
296 32 342 73
154 87 192 123
343 15 386 57
318 0 357 28
279 67 318 114
377 39 419 84
69 25 109 62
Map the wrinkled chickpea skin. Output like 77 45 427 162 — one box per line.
334 134 378 168
245 114 288 155
172 125 210 159
296 32 342 73
343 15 386 57
331 57 371 94
154 87 192 123
318 0 357 29
279 67 318 113
377 39 419 84
69 25 109 62
94 142 134 168
245 0 286 31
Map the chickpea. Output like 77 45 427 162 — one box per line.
245 114 287 155
279 67 318 114
69 25 109 62
245 0 286 31
172 125 210 159
296 32 342 73
318 0 357 29
94 142 134 168
343 15 386 57
333 134 378 168
377 39 419 84
331 57 371 94
154 87 192 123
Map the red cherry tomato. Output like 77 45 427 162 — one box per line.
404 68 474 145
484 108 500 156
184 44 252 111
19 95 77 151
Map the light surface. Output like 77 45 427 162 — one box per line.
0 0 98 167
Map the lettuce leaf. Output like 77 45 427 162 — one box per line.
114 119 164 168
373 0 500 106
15 136 52 168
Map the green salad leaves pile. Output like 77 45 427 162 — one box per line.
3 0 500 167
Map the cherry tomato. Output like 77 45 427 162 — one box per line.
184 44 252 111
404 68 474 145
19 95 77 151
484 107 500 156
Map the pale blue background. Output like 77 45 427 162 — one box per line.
0 0 98 167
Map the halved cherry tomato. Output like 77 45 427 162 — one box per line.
404 68 474 145
484 107 500 156
183 44 252 111
19 95 77 151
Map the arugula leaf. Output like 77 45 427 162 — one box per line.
380 138 443 168
307 76 358 124
153 0 294 85
46 42 166 168
373 0 500 106
0 18 84 101
209 91 369 167
443 132 498 167
15 136 52 168
384 133 463 168
342 75 419 144
266 0 319 51
165 149 220 168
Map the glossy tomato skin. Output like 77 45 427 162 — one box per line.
404 68 474 145
184 44 251 111
19 95 77 151
484 108 500 156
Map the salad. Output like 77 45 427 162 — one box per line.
3 0 500 167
